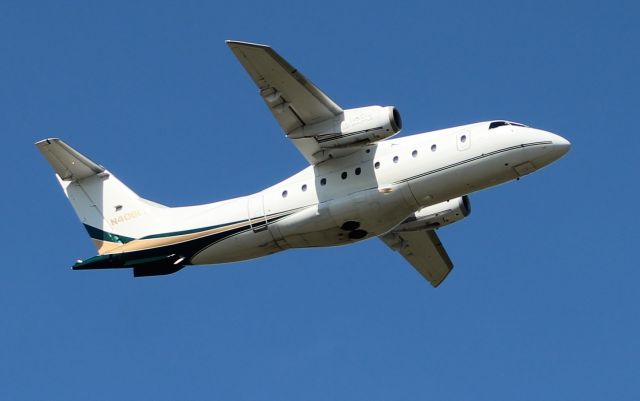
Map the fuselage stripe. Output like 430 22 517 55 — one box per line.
392 141 552 184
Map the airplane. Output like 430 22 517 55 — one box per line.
35 40 570 287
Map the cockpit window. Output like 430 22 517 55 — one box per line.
489 121 528 129
489 121 509 129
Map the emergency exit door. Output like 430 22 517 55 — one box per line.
247 195 268 232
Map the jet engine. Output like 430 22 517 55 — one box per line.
288 105 402 148
393 196 471 232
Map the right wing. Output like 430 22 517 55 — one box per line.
381 229 454 288
227 40 345 163
227 40 342 133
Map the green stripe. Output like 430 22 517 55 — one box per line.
140 222 240 240
75 208 303 271
83 224 134 244
82 207 304 245
82 222 238 244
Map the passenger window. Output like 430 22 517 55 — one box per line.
341 172 347 180
355 167 361 175
320 178 327 186
301 184 307 192
393 156 399 163
412 150 418 158
282 190 288 198
374 161 380 169
461 135 467 143
431 144 437 152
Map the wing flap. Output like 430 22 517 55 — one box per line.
381 230 454 287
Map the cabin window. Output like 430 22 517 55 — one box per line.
341 172 347 180
374 161 380 169
320 178 327 186
393 156 399 163
301 184 307 192
431 144 437 152
282 190 288 198
412 150 418 158
355 167 361 175
460 135 467 143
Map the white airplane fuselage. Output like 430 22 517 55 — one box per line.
36 40 571 285
177 121 569 265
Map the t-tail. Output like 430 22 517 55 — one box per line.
36 138 184 276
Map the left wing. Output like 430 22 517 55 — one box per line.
381 229 454 288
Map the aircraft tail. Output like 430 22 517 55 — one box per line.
36 138 166 255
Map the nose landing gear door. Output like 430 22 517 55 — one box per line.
456 131 471 151
247 195 268 233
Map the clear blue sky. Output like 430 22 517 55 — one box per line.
1 1 638 400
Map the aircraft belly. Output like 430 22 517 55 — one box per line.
190 228 281 264
190 184 419 263
273 187 416 248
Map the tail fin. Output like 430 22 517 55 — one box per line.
36 138 165 255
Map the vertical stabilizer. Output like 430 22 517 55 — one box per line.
36 138 166 254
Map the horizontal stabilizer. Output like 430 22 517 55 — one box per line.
35 138 104 181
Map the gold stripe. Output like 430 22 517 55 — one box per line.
104 221 249 254
93 239 124 255
101 208 300 255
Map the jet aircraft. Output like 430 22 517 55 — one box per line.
36 41 570 287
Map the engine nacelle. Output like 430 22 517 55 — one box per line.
394 196 471 232
288 105 402 148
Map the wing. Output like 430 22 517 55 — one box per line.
381 230 454 288
227 40 344 163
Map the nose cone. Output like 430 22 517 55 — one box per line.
549 133 571 160
519 128 571 171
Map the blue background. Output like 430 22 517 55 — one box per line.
1 1 638 400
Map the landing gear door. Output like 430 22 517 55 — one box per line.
247 195 268 233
